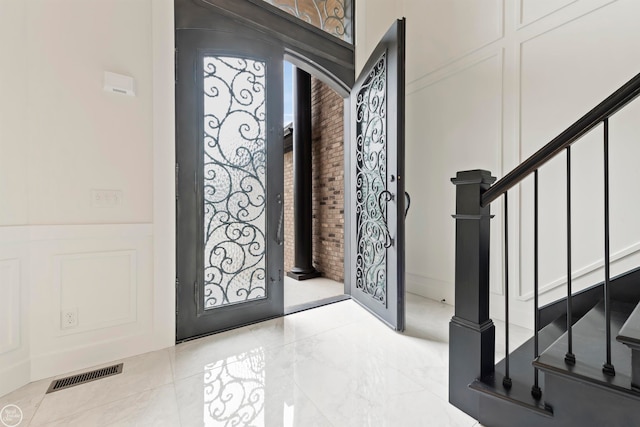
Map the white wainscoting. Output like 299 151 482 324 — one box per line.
0 224 162 394
0 227 30 397
519 0 577 27
0 258 20 354
53 250 138 336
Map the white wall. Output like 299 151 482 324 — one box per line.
358 0 640 328
0 0 175 397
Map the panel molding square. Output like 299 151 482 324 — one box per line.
0 259 21 354
53 250 138 335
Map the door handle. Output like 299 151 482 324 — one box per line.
275 193 284 246
404 191 411 219
378 190 395 248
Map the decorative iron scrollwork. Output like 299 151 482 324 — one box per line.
355 52 388 305
261 0 352 42
202 56 268 309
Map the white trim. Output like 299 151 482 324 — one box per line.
406 273 454 305
0 359 30 398
0 259 21 354
151 0 176 349
29 332 159 381
517 241 640 300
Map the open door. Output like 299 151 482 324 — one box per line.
348 19 406 331
175 29 284 341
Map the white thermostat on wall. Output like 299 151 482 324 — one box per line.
103 71 135 96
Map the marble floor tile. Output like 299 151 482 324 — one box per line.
329 388 478 427
0 379 50 427
175 363 332 427
36 384 180 427
0 292 511 427
169 323 266 381
30 350 173 425
284 277 344 308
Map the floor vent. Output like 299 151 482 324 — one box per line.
46 363 123 393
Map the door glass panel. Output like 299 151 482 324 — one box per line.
203 56 268 309
260 0 353 43
355 52 388 306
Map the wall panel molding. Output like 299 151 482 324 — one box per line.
53 250 138 336
518 0 576 28
0 258 21 355
407 50 503 96
405 0 504 88
517 241 640 301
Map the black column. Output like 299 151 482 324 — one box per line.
287 67 320 281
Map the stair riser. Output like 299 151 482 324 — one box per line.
544 372 640 426
478 396 553 427
633 351 640 390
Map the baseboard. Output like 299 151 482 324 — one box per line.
0 358 30 397
29 332 170 382
406 273 454 304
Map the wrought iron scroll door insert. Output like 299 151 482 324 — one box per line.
176 30 284 341
349 19 406 331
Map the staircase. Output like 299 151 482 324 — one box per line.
473 272 640 426
448 72 640 427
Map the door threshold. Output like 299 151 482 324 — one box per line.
284 294 351 315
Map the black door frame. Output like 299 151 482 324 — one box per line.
346 19 406 331
176 0 355 94
176 28 287 341
175 0 355 341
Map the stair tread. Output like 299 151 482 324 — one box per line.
535 299 638 395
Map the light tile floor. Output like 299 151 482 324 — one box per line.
0 293 531 426
284 277 344 308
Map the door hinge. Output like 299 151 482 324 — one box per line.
174 48 178 83
175 163 180 200
194 281 199 309
193 57 197 83
175 277 179 315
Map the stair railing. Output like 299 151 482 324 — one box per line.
449 71 640 418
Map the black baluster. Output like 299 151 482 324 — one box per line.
603 118 615 376
503 191 512 389
532 170 542 399
565 147 576 365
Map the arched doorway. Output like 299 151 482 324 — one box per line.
175 0 406 340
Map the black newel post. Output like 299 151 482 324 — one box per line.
449 170 496 418
287 67 320 281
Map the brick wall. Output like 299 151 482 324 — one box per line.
283 149 294 274
283 77 344 282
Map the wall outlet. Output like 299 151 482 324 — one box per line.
61 308 78 329
91 189 122 207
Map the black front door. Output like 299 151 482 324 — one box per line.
348 19 406 331
176 29 284 341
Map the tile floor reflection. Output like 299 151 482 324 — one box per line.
1 293 530 426
283 276 344 308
